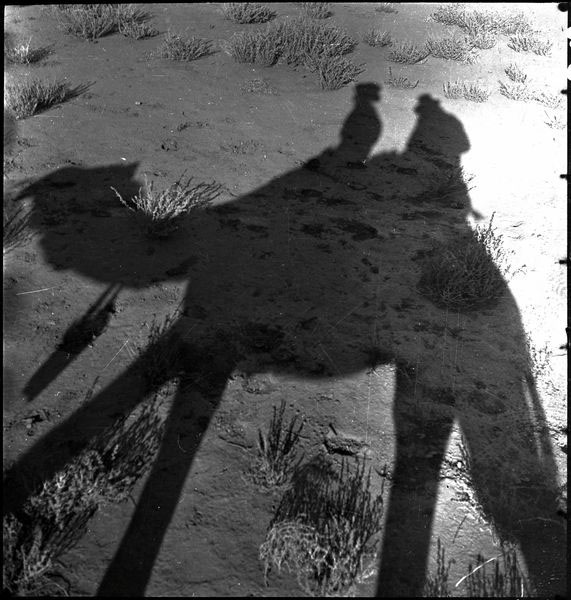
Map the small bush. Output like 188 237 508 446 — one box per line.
222 3 276 24
463 546 530 597
4 79 87 120
112 172 221 239
310 54 365 90
3 398 164 596
260 456 383 596
3 203 32 255
384 67 418 89
418 213 515 311
154 31 213 61
498 80 529 101
467 29 497 50
375 2 398 13
54 4 153 41
137 311 184 389
4 37 53 64
430 4 467 26
387 40 429 64
443 80 490 102
298 2 332 19
508 31 552 56
362 29 392 48
423 538 454 597
504 63 527 84
426 34 478 63
226 30 278 66
530 90 562 109
251 400 304 488
119 20 158 39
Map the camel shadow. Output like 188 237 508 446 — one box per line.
4 85 565 597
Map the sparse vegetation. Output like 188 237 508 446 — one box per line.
154 31 213 61
431 5 531 37
467 29 498 50
387 40 429 64
112 172 222 239
362 29 392 48
298 2 332 19
463 545 530 597
498 80 530 101
251 400 304 487
260 456 383 596
4 78 87 119
530 90 562 109
443 80 490 102
53 4 153 41
240 77 277 94
418 213 515 311
384 67 418 89
222 2 276 24
504 63 527 84
423 538 454 597
508 31 552 56
3 397 164 596
310 54 365 90
226 18 360 88
3 203 32 255
137 311 183 388
4 37 52 64
375 2 398 13
426 34 479 63
118 20 158 39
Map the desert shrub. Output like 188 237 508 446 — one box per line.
443 80 490 102
3 202 32 255
467 29 497 50
53 3 152 41
530 90 562 109
4 37 52 64
426 34 479 63
375 2 398 13
430 4 468 26
226 18 359 87
418 213 516 311
4 79 87 119
118 20 158 39
3 398 164 596
251 400 304 487
508 31 552 56
362 29 392 48
310 54 365 90
260 456 383 596
498 80 529 101
222 2 276 24
463 546 530 597
112 172 221 239
298 2 332 19
423 538 454 597
504 63 527 83
226 29 278 65
387 40 429 64
154 31 213 61
384 67 418 89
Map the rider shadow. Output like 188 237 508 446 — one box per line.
4 87 565 597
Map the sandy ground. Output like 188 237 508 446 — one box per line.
3 3 567 597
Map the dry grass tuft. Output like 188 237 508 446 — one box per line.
154 31 214 61
387 40 429 64
222 2 276 24
112 172 221 239
260 456 383 596
384 67 418 89
443 80 490 102
426 34 479 63
4 37 53 64
508 31 552 56
362 29 392 48
298 2 332 20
